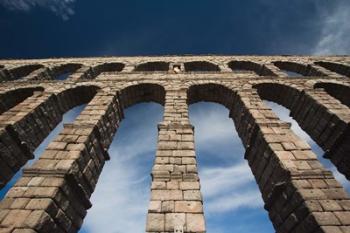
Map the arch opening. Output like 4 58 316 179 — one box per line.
10 64 44 80
254 82 350 186
273 61 325 77
80 103 164 233
315 61 350 77
0 86 44 115
187 83 273 232
189 102 274 232
184 61 220 72
51 63 83 80
228 61 275 76
93 62 125 77
119 83 166 108
0 104 87 200
314 82 350 108
0 85 99 190
56 85 99 112
134 62 170 72
79 83 166 232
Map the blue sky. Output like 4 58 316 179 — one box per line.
0 0 350 233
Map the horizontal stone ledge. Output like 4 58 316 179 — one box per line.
63 123 97 129
22 168 67 177
22 170 92 209
289 170 334 180
158 123 194 130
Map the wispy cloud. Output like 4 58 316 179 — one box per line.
312 0 350 55
81 103 163 233
189 103 272 232
0 0 77 20
200 163 263 214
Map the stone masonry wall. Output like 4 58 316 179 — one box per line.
0 55 349 233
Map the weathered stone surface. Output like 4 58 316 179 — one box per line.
0 55 349 233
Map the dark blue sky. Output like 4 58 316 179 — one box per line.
0 0 347 58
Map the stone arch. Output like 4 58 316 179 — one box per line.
273 61 326 76
119 83 166 108
188 83 234 110
253 82 301 110
50 63 83 80
314 82 350 108
92 62 125 76
55 84 100 113
0 84 100 189
187 83 350 232
228 60 276 76
253 81 350 179
0 82 167 232
8 64 44 80
184 61 220 72
134 62 170 72
0 86 44 115
315 61 350 77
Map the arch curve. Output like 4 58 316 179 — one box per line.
134 61 170 72
9 64 44 80
314 82 350 108
188 83 235 109
55 84 100 112
228 61 276 76
0 86 44 114
93 62 125 76
253 82 302 109
315 61 350 77
184 61 220 72
273 61 326 76
50 63 83 80
119 83 166 109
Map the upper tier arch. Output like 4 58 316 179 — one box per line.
228 61 276 76
314 61 350 77
184 61 220 72
273 61 326 77
134 62 170 72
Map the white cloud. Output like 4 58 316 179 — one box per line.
81 103 162 233
189 103 265 216
312 0 350 55
200 162 262 214
0 0 76 20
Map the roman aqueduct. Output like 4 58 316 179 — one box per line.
0 55 349 233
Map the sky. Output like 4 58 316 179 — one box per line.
0 0 350 233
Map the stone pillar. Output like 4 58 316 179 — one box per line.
231 89 350 233
68 66 94 81
0 91 123 233
146 89 206 233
